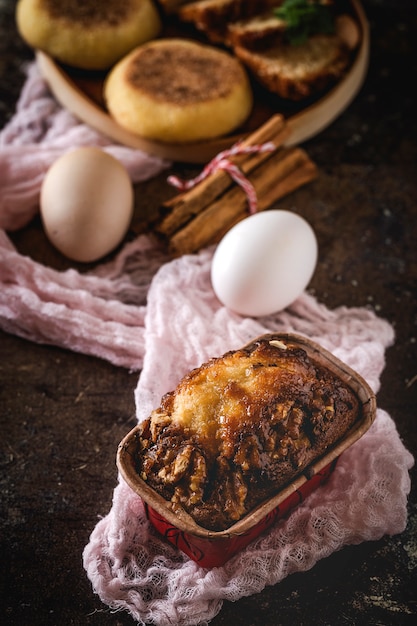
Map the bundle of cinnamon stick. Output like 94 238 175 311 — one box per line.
154 114 318 256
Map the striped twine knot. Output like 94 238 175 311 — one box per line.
167 141 276 214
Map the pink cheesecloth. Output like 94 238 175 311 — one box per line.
0 63 414 626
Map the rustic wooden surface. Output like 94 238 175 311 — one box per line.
1 1 416 624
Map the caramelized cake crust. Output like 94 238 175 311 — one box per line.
136 338 360 531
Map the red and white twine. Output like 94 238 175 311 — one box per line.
167 141 276 214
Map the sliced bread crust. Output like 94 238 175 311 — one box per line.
234 34 351 101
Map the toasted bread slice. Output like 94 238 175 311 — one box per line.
227 9 361 52
178 0 279 43
227 11 287 49
234 34 351 101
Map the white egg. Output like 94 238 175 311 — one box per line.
211 210 318 317
40 147 133 262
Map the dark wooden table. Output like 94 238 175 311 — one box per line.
1 1 416 624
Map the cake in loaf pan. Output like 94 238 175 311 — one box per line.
118 334 376 538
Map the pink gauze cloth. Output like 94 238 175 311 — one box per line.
0 61 169 369
0 60 414 626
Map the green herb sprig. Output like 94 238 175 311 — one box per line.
274 0 335 45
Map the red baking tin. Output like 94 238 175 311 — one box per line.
117 333 376 568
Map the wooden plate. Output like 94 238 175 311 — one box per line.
36 0 369 164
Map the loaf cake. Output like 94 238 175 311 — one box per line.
134 336 360 531
15 0 162 70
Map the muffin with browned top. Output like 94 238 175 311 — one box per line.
16 0 162 69
104 38 253 143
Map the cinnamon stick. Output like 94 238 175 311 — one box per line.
153 112 318 256
155 114 290 237
167 147 317 256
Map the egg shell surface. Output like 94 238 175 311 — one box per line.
211 210 318 317
40 147 133 262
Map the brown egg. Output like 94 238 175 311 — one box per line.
40 147 133 262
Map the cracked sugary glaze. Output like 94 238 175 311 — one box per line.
136 338 360 531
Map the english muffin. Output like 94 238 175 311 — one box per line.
104 38 253 143
15 0 162 70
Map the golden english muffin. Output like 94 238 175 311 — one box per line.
104 38 253 143
16 0 162 70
